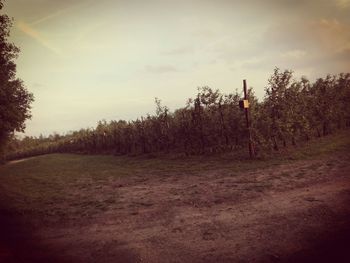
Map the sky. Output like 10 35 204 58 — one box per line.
2 0 350 137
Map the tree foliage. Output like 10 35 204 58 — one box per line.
5 68 350 160
0 1 34 156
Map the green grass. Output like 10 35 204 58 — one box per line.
0 130 349 218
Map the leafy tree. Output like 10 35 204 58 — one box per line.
4 67 350 160
0 1 34 158
263 68 294 149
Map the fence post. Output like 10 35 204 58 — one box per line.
243 80 255 158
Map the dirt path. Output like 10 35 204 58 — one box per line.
1 154 350 262
6 157 34 165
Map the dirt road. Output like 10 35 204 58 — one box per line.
1 153 350 262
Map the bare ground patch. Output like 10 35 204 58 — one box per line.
1 152 350 262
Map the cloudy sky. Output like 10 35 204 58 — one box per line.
3 0 350 136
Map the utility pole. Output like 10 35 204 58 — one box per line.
240 79 255 158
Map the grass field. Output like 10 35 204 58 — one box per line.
1 130 350 262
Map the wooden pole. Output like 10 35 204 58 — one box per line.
243 79 255 158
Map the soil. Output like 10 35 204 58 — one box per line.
1 154 350 263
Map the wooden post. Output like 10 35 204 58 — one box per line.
243 79 255 158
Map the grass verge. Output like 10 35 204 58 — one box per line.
0 130 349 217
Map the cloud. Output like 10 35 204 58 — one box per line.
311 19 350 51
280 49 307 59
263 18 350 53
30 7 72 26
145 65 179 73
162 46 194 56
199 36 233 52
333 48 350 66
74 21 107 43
239 56 267 70
30 0 92 26
336 0 350 8
17 21 62 55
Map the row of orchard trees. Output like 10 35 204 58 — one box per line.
255 69 350 151
5 69 350 160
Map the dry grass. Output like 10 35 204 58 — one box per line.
1 130 350 262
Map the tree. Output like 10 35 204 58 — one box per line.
0 0 34 158
3 65 349 160
263 68 293 150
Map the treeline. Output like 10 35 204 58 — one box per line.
5 69 350 160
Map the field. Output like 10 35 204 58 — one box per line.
1 131 350 262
